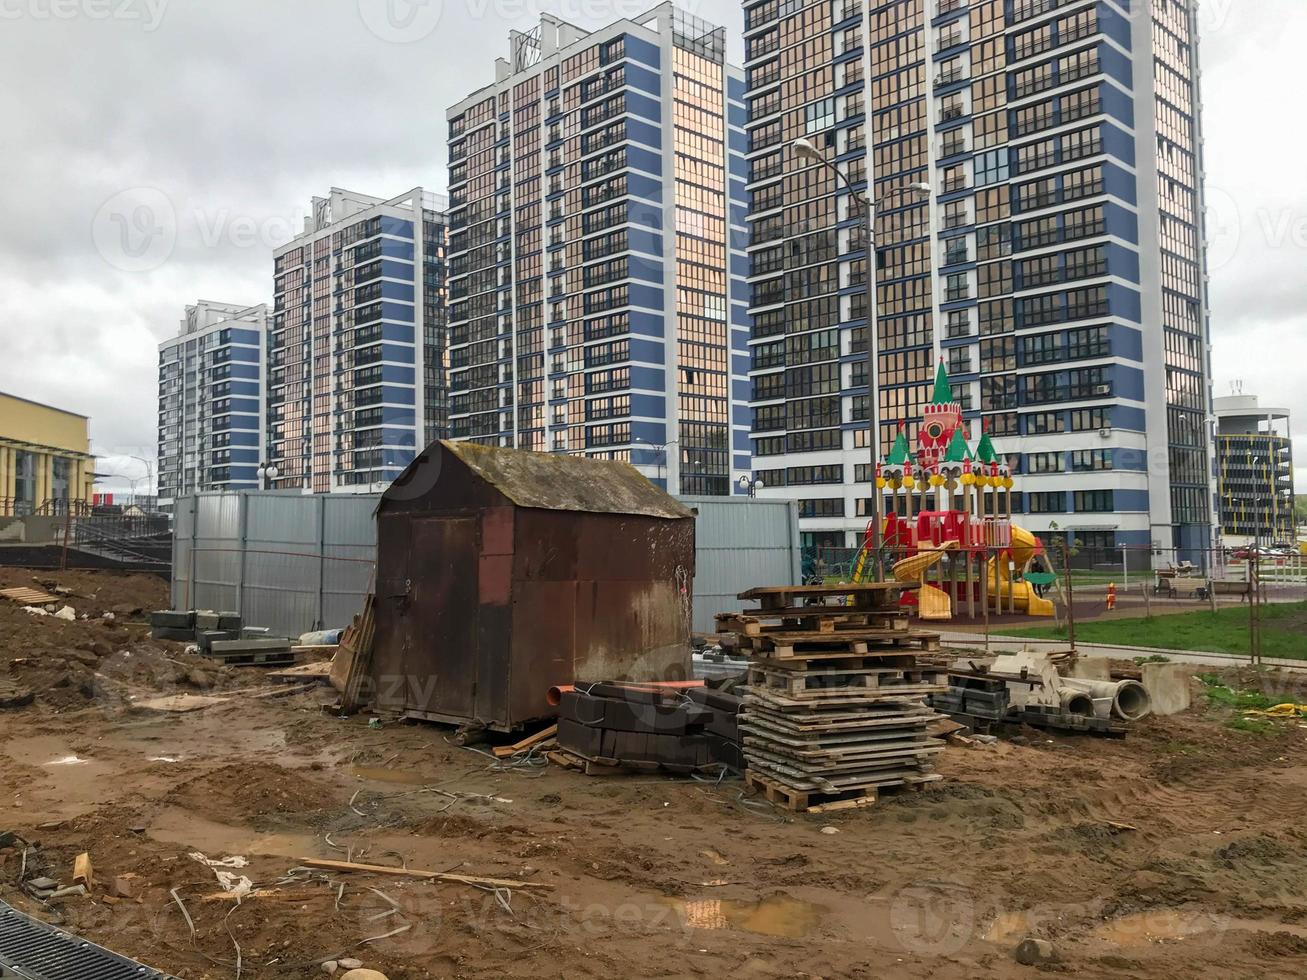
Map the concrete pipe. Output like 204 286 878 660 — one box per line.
1060 677 1121 719
1111 680 1152 722
1057 688 1096 718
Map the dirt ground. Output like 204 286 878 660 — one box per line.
2 570 1306 979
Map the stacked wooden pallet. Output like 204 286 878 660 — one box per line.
0 586 61 606
722 583 946 813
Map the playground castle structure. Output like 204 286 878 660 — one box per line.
855 361 1056 619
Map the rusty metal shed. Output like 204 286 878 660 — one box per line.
369 440 696 731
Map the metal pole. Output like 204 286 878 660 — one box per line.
1122 544 1128 591
850 193 883 582
60 509 71 572
1063 543 1077 653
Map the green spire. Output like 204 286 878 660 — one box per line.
943 426 969 463
886 427 911 465
931 360 953 406
975 429 998 465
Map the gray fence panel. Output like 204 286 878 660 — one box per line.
677 496 801 634
321 496 379 632
171 491 380 638
171 496 195 610
191 495 242 613
172 491 798 639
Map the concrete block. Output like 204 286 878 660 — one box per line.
197 630 241 652
217 613 243 631
1065 656 1112 681
1141 662 1191 716
150 610 195 629
210 638 292 654
151 626 197 642
194 612 221 630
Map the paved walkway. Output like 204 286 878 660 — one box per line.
936 630 1304 672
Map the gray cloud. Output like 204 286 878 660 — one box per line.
0 0 1301 497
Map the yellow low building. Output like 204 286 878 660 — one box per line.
0 392 96 516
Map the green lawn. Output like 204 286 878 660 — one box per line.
1005 602 1307 659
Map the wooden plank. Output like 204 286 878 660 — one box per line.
300 858 552 890
738 583 902 599
0 587 60 605
493 723 559 758
73 852 93 888
750 652 918 672
267 660 333 683
131 693 231 714
731 607 908 625
245 683 319 701
337 594 376 713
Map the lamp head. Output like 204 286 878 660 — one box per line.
793 137 823 163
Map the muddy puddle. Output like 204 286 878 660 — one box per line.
1094 909 1307 945
659 895 825 939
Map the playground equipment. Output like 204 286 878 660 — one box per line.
853 361 1056 620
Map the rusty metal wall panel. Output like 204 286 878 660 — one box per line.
505 512 694 725
572 579 692 682
404 517 479 722
370 513 412 713
480 506 513 555
506 580 574 725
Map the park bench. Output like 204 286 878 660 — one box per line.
1193 579 1252 602
1154 563 1200 598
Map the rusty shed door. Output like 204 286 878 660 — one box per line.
403 516 479 722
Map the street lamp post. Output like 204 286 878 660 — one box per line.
634 438 677 488
256 462 280 492
793 137 929 581
738 474 765 498
128 455 155 508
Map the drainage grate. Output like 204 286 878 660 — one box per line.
0 902 175 979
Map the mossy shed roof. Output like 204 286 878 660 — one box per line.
386 441 695 521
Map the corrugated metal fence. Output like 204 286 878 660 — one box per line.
172 491 799 637
680 496 802 633
172 492 377 638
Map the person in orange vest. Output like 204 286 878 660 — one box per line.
1106 582 1117 611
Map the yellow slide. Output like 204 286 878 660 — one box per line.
987 525 1055 616
893 542 956 621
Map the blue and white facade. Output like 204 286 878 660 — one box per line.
744 0 1213 560
157 300 268 510
267 188 449 493
445 4 751 495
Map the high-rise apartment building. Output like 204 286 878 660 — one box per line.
744 0 1213 561
157 300 268 509
445 3 751 495
1214 392 1295 545
268 188 449 493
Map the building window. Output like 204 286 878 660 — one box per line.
1074 489 1114 513
1027 491 1066 514
798 498 845 519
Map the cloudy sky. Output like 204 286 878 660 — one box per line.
0 0 1301 495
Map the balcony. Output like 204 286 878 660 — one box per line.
935 67 965 89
